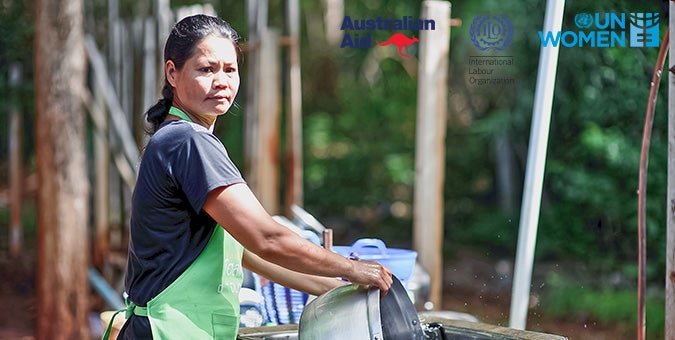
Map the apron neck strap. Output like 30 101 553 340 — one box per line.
169 106 193 123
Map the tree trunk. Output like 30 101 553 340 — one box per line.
34 0 90 338
413 0 451 309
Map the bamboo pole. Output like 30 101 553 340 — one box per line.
413 0 450 310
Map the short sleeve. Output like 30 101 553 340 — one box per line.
172 130 244 213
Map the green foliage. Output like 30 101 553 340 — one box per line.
543 272 665 339
303 48 418 225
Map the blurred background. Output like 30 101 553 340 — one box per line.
0 0 671 339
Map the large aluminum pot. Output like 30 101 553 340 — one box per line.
298 276 424 340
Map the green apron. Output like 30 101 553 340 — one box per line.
104 107 244 339
104 227 244 339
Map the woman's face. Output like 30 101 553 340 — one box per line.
167 35 240 117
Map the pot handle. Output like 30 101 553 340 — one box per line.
350 238 388 255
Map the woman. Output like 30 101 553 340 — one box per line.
115 14 392 339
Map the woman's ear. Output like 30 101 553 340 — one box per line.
166 60 177 87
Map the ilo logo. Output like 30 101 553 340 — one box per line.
470 14 513 51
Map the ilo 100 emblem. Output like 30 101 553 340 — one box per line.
470 14 513 51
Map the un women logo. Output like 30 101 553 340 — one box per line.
470 14 513 51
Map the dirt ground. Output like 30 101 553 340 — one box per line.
0 241 636 340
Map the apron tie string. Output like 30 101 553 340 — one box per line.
101 297 148 340
125 298 148 318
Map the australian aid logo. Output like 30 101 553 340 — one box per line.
340 15 436 58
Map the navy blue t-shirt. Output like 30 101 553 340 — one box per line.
120 119 244 337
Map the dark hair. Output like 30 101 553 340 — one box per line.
145 14 241 134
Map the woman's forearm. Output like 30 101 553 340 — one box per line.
204 183 392 292
242 249 347 296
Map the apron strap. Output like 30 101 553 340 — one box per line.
101 308 125 340
124 297 149 318
100 297 149 340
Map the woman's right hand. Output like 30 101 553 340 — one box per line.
344 260 393 296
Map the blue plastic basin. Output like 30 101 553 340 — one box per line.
332 238 417 288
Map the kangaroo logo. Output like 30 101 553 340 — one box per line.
376 33 419 58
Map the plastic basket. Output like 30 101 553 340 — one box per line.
252 273 309 325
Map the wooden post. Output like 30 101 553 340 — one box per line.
142 17 158 147
92 71 110 269
85 36 141 177
120 20 133 120
285 0 303 215
132 18 146 145
254 28 282 214
155 0 172 98
245 0 283 214
413 0 450 310
245 0 264 185
35 0 90 337
666 4 675 338
9 63 23 258
323 0 344 46
107 0 123 252
119 19 134 253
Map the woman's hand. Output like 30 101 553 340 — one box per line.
344 260 393 296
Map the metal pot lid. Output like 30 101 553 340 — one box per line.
380 275 425 340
